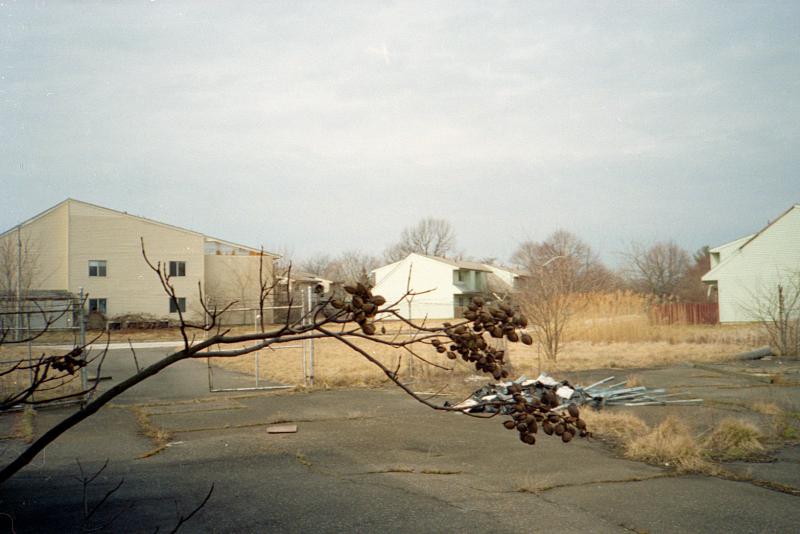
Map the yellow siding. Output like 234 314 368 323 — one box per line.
204 254 274 324
0 202 68 291
67 201 205 320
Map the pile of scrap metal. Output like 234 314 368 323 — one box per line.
449 373 702 414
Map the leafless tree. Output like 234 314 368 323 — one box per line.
621 240 691 301
676 246 713 302
745 272 800 357
0 231 38 296
384 217 456 261
323 251 380 286
0 243 587 485
513 230 609 361
298 253 333 278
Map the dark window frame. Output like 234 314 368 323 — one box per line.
88 260 107 277
88 298 107 314
169 261 186 277
169 297 187 313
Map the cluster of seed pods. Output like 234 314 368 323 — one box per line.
502 386 589 445
330 282 386 335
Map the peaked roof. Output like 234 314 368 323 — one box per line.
703 204 800 282
413 253 493 272
1 198 279 257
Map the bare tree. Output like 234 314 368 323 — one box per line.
384 217 456 261
0 230 38 296
323 251 380 286
676 246 713 302
621 241 690 300
745 272 800 357
513 230 608 361
0 244 588 485
298 253 333 277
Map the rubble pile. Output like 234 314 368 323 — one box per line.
450 373 703 414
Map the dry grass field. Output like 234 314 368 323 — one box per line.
9 291 768 396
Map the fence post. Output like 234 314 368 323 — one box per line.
307 286 315 387
79 287 88 396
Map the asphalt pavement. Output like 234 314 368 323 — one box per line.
0 347 798 533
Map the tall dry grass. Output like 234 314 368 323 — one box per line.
567 291 765 346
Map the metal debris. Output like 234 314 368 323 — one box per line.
450 373 702 413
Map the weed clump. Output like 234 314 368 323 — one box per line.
703 418 765 461
624 416 712 473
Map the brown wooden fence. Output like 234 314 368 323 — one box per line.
650 303 719 325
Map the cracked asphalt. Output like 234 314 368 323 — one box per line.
1 347 799 533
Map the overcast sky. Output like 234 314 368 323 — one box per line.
2 1 798 266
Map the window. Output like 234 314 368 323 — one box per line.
169 297 186 313
169 261 186 277
88 298 107 314
89 260 107 277
454 270 465 283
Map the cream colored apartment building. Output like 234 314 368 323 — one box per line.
0 199 277 324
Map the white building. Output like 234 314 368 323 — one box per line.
702 204 800 323
371 253 491 319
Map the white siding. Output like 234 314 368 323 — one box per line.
372 254 459 319
704 207 800 323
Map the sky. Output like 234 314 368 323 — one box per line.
1 1 798 266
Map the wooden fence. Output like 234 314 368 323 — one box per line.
650 302 719 325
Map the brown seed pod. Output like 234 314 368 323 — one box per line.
548 413 560 423
355 282 369 296
576 419 587 430
516 315 529 328
503 420 516 430
472 296 484 306
542 421 554 435
436 345 446 353
554 423 565 436
561 430 574 443
432 338 441 346
352 295 364 308
362 302 377 315
370 295 386 306
490 326 503 338
526 418 538 434
520 333 533 345
522 433 536 445
506 331 519 343
446 351 457 360
516 423 528 432
330 299 344 309
361 323 376 335
464 310 477 321
579 429 589 438
344 285 358 295
453 325 467 335
492 369 502 380
501 369 509 379
567 403 580 418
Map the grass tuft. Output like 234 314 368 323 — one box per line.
624 416 713 473
581 409 649 444
703 418 765 461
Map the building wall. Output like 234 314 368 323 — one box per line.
204 253 274 325
711 207 800 323
67 201 206 320
0 202 69 292
372 254 460 319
